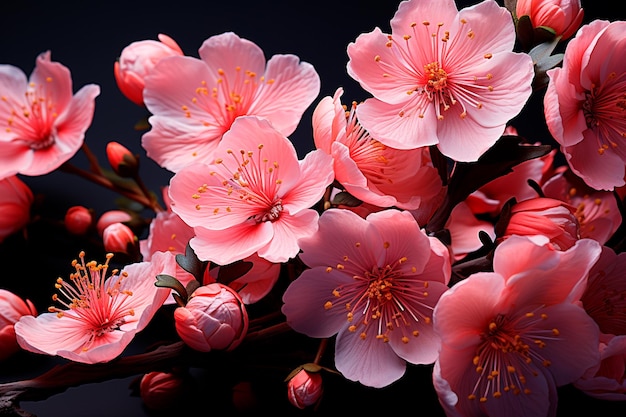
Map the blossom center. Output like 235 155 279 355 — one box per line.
49 252 136 351
322 242 432 344
3 79 58 149
424 61 448 93
467 311 559 403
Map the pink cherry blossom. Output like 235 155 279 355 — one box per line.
312 87 442 210
346 0 534 162
0 176 33 243
281 208 451 388
0 289 36 361
544 20 626 190
542 169 622 244
516 0 584 40
114 33 184 106
432 236 602 417
14 250 176 364
168 116 334 265
575 333 626 400
142 31 321 172
0 52 100 179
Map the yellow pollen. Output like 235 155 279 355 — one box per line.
383 241 390 249
401 336 409 344
484 53 493 59
552 328 560 336
325 267 332 273
324 301 333 310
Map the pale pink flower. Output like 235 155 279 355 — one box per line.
168 116 334 265
544 20 626 190
446 201 495 261
433 236 602 417
281 208 451 388
346 0 534 162
312 87 442 210
0 51 100 179
543 169 621 244
114 34 184 106
575 333 626 400
516 0 584 40
14 251 176 364
142 32 321 172
287 369 324 409
580 245 626 337
174 283 248 352
0 289 37 361
0 176 33 243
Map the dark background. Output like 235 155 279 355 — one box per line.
1 0 625 416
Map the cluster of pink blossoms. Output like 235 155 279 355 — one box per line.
0 0 625 416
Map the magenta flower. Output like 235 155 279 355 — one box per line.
544 20 626 190
432 236 602 417
0 52 100 179
142 31 321 172
14 250 176 364
168 116 334 265
281 208 451 388
312 87 443 210
346 0 534 162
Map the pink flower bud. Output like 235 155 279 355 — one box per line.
501 197 580 250
287 369 323 409
140 371 186 411
96 210 134 236
102 222 137 254
114 34 183 106
106 141 139 178
516 0 584 40
64 206 93 235
0 289 37 361
0 176 33 243
174 283 248 352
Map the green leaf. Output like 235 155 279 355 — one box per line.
331 191 362 207
155 274 188 303
176 242 208 283
217 259 253 285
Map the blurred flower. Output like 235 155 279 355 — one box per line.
575 333 626 400
64 205 93 235
0 51 100 179
140 370 187 411
102 222 137 255
516 0 584 40
542 169 621 244
96 210 133 236
0 289 37 361
500 197 580 250
141 31 321 172
174 282 248 352
168 116 334 265
282 208 451 388
0 176 33 243
433 236 602 416
312 87 442 210
346 0 534 162
287 369 323 409
114 33 183 106
544 20 626 190
14 251 176 364
105 141 139 178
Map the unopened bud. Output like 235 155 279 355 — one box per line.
102 222 137 254
64 206 93 235
287 368 323 409
106 141 139 178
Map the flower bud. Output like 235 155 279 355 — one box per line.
140 371 186 411
102 222 137 254
114 34 183 106
0 176 33 243
64 206 93 235
106 141 139 178
500 197 580 250
287 369 323 409
516 0 584 40
0 289 37 361
174 283 248 352
96 210 134 236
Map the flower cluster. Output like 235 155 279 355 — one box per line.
0 0 625 416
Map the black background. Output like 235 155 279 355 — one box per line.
1 0 625 416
